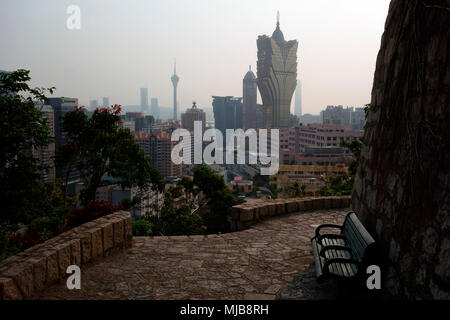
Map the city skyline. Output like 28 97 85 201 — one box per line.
0 0 390 114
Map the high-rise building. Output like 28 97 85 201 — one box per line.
181 102 206 132
150 98 160 119
149 131 182 178
135 116 155 133
133 131 150 158
299 113 321 125
33 104 55 183
321 105 366 130
46 97 80 183
102 97 110 108
350 107 366 131
89 99 98 110
257 12 298 128
140 88 148 114
121 120 135 132
295 79 302 117
171 61 179 120
243 66 257 130
212 96 243 137
125 112 143 119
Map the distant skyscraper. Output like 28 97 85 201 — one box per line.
89 99 98 110
171 61 179 120
149 131 182 178
295 80 302 117
182 101 206 132
150 98 160 119
243 66 257 130
46 97 80 184
33 104 55 183
322 105 366 131
140 88 148 114
257 12 298 128
103 97 110 108
212 96 243 140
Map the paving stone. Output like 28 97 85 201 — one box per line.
33 209 348 300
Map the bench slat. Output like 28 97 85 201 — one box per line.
311 211 375 282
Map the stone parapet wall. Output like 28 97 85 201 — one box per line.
231 196 351 231
0 211 132 300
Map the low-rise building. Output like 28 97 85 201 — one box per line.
269 164 348 191
230 180 253 194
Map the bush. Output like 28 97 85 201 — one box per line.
8 226 46 253
149 201 205 236
132 218 152 236
0 226 11 261
66 200 123 228
30 215 63 239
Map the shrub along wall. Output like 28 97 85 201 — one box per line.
0 211 132 300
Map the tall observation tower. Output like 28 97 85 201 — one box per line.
171 60 180 120
257 12 298 128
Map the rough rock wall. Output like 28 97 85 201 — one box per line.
352 0 449 299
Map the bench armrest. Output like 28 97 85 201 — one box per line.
315 224 343 238
318 233 347 246
323 258 360 274
319 245 352 258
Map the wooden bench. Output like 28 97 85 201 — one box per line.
311 211 376 282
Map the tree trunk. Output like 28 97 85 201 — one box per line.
352 0 449 299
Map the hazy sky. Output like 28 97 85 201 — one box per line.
0 0 390 114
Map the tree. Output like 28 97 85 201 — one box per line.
55 105 164 206
0 69 55 225
285 182 306 198
177 176 195 205
340 138 362 177
148 190 204 236
193 166 239 233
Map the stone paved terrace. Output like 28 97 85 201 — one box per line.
33 209 348 300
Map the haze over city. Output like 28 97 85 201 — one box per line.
0 0 390 114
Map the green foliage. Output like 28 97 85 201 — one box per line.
168 185 183 198
285 182 307 198
142 166 241 236
178 176 194 192
319 175 353 196
30 215 63 239
0 69 55 226
340 138 362 177
363 103 371 121
55 105 164 205
149 193 205 236
132 218 152 236
177 176 196 205
193 166 238 234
